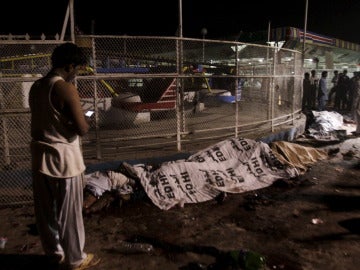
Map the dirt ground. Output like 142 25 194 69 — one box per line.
0 135 359 270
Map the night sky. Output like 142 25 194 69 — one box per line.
1 0 359 44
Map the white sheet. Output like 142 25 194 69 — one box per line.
85 137 328 211
130 137 299 210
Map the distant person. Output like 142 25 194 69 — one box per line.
317 71 328 111
351 72 360 135
29 43 100 270
302 72 312 111
309 69 319 110
348 71 358 113
335 69 350 111
328 70 339 107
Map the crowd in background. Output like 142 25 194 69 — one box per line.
302 68 360 135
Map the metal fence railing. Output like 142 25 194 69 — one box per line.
0 35 303 206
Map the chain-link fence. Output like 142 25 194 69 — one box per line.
0 35 303 206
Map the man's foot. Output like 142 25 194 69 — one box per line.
69 253 101 270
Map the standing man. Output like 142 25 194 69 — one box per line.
29 43 100 269
335 69 350 111
309 69 319 110
351 72 360 135
302 72 312 111
328 70 339 107
318 71 328 111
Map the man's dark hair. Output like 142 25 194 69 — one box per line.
51 42 87 68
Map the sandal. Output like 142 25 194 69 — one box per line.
71 253 101 270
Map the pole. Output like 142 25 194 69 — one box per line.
202 36 205 62
201 28 207 62
177 0 184 151
266 20 271 69
302 0 308 67
266 20 271 119
178 0 183 38
69 0 75 42
60 2 70 41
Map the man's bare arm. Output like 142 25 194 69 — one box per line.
53 80 90 136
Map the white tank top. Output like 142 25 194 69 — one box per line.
29 76 86 178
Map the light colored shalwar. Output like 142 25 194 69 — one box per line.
29 76 87 267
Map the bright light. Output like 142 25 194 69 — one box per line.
231 45 247 52
267 41 285 51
